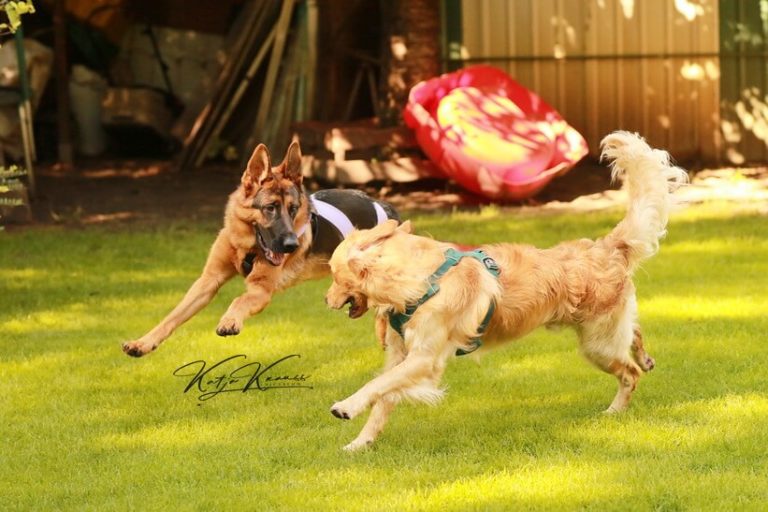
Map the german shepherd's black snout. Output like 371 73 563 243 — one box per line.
277 233 299 253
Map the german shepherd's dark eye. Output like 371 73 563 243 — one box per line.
263 203 278 215
289 205 299 218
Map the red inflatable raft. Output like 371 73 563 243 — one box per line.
404 65 588 200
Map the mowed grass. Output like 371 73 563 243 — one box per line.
1 201 767 511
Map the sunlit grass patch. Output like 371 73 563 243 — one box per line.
643 295 766 319
1 203 767 510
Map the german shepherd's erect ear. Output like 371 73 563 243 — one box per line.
281 140 303 185
242 144 273 194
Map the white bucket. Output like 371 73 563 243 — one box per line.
69 65 107 156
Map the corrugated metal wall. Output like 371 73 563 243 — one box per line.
458 0 721 161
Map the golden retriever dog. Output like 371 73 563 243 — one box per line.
325 131 687 451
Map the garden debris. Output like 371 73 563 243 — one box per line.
0 166 31 224
176 0 318 171
293 119 436 184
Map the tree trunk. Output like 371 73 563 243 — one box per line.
379 0 440 127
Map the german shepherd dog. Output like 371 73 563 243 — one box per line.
325 132 687 451
122 141 398 357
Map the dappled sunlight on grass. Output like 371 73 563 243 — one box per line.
2 347 79 374
2 267 47 281
398 463 623 508
1 304 102 334
494 351 564 373
664 237 765 255
563 393 768 454
643 295 767 319
99 416 262 449
2 268 190 289
2 203 767 510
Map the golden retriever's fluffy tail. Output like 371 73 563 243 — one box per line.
600 131 688 270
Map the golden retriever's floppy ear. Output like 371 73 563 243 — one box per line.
281 140 303 185
346 219 400 279
357 219 399 251
348 253 368 279
396 220 413 234
242 144 273 192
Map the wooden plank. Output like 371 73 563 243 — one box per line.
193 27 277 168
304 0 318 118
241 0 296 165
304 156 438 184
54 0 73 167
175 2 260 161
292 121 417 152
177 1 276 170
324 125 417 156
264 20 303 154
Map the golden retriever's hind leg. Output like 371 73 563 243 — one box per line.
604 359 641 414
583 349 641 414
580 309 642 414
631 326 655 372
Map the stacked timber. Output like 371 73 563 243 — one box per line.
293 119 437 185
175 0 316 171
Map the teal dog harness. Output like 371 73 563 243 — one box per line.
388 248 501 356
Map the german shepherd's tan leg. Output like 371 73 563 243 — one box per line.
215 261 280 336
215 285 274 336
122 234 236 357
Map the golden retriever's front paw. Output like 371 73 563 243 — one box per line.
122 340 156 357
330 399 363 420
216 317 242 337
343 438 374 452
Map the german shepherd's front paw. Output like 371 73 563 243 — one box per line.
216 317 242 337
122 340 155 357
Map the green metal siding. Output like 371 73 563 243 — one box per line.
448 0 722 163
720 0 768 163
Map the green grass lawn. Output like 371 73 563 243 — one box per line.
2 202 767 511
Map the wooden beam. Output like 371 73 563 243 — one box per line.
53 0 73 165
241 0 295 164
194 26 277 168
176 1 273 170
